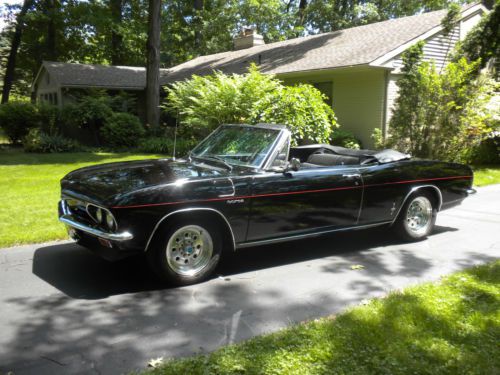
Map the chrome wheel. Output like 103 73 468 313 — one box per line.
166 225 213 276
404 196 433 236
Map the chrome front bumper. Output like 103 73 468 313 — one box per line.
59 215 133 241
59 200 133 241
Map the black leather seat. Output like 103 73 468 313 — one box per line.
307 153 360 166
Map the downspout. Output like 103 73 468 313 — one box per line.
382 70 389 140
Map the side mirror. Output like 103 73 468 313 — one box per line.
287 158 301 172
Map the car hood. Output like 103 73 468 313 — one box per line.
61 158 231 206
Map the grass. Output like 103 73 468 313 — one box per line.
145 261 500 375
472 165 500 187
0 148 163 248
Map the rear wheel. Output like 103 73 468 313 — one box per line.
394 192 436 241
147 219 222 285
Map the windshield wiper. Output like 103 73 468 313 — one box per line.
191 155 233 171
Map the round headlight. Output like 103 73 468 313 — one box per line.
105 211 115 230
96 208 103 222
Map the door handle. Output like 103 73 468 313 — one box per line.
342 173 361 179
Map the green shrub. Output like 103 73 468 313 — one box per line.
138 136 171 154
251 84 337 145
165 65 338 145
100 112 145 148
388 41 492 162
0 101 38 144
470 131 500 164
166 64 280 137
330 128 361 149
60 96 114 145
371 128 386 150
172 138 197 157
23 128 80 153
36 103 60 135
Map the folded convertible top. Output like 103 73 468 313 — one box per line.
292 144 411 164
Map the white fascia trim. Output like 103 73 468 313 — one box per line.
369 4 488 68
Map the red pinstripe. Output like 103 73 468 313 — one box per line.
112 175 472 209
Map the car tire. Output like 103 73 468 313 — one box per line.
394 191 437 242
147 219 222 286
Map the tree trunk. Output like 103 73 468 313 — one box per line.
193 0 203 55
146 0 161 128
110 0 124 65
1 0 34 104
297 0 307 26
46 0 58 61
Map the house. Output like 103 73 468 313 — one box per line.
32 3 487 147
31 62 171 122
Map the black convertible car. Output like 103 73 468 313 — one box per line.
59 124 475 285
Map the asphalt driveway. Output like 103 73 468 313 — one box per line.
1 184 499 375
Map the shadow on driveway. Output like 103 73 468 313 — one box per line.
32 225 459 300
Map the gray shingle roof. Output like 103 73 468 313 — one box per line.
164 8 452 83
42 61 171 89
39 4 481 88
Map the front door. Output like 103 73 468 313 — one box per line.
246 166 363 242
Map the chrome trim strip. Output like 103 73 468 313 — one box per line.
262 129 292 171
390 184 443 225
217 178 235 198
59 215 133 241
236 221 391 249
144 207 236 252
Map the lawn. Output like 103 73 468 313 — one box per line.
0 148 163 248
145 261 500 375
473 165 500 187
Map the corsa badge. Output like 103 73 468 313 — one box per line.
226 199 245 204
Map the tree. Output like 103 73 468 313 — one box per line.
388 41 491 162
1 0 34 103
146 0 161 128
457 0 500 78
110 0 125 65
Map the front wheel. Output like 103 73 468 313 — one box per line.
147 220 222 285
394 192 436 241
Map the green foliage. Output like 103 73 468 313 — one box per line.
100 112 145 148
456 1 500 78
388 41 492 162
371 128 386 150
0 101 38 143
36 103 60 135
166 66 337 145
138 136 171 154
166 65 280 135
470 131 500 165
23 128 81 153
59 96 114 145
251 84 337 145
330 128 362 149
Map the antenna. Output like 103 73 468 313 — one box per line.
172 109 179 160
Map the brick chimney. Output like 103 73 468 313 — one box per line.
233 27 265 50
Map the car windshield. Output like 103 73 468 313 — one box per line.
190 125 281 168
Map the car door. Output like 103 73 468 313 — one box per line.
246 165 363 242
